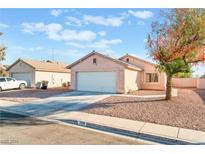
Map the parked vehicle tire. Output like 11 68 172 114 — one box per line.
19 83 26 90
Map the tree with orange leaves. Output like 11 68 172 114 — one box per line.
147 9 205 100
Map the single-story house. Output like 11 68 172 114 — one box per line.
0 64 9 77
7 59 71 87
67 51 166 93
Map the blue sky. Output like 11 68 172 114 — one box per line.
0 8 204 76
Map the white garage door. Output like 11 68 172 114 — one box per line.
12 73 33 87
77 72 117 93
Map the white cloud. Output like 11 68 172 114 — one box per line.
66 38 122 50
98 31 107 37
28 46 43 51
44 23 64 40
65 13 126 27
88 39 122 49
128 10 153 19
66 16 82 26
21 22 63 35
10 46 43 52
58 29 96 42
66 42 85 48
120 12 130 19
9 46 26 51
137 21 145 25
21 22 96 42
100 49 121 58
51 9 62 17
83 15 124 27
0 23 9 28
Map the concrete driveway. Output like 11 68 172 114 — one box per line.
0 91 111 117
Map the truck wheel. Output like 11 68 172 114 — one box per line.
19 83 26 90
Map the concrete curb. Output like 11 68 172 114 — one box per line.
59 119 191 145
45 111 205 144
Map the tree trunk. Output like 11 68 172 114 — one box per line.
165 74 172 100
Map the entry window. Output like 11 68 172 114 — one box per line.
0 78 6 82
93 58 97 64
145 73 158 82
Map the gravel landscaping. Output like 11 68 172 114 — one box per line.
0 87 70 103
128 90 165 96
82 89 205 132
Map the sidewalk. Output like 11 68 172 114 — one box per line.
46 111 205 144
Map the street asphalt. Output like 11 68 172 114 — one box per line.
0 109 142 145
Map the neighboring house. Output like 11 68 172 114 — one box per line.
67 51 166 93
0 63 9 77
7 59 71 87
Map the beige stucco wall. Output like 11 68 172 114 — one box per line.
121 55 166 90
197 78 205 89
173 78 205 89
70 54 126 93
35 71 71 88
124 69 140 93
172 78 197 88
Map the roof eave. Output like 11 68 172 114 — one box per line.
67 51 145 71
119 54 156 66
126 65 143 71
67 51 126 69
35 69 70 73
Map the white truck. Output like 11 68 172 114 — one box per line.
0 77 27 91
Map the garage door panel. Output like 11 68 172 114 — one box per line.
77 72 116 93
12 73 32 87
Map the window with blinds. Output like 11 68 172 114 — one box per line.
145 73 158 82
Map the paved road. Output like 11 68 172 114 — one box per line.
0 110 141 144
0 91 111 117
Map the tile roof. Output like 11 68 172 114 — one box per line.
67 51 143 71
119 54 156 66
8 59 70 73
